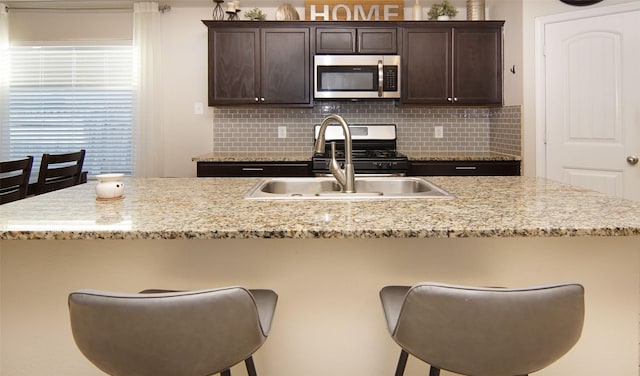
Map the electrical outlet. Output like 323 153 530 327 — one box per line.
434 126 444 139
278 126 287 139
194 102 204 115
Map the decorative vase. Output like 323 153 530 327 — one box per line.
95 173 124 200
437 15 450 20
413 0 422 20
466 0 485 20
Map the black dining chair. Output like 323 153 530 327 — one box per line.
380 282 585 376
34 149 85 195
68 286 278 376
0 156 34 204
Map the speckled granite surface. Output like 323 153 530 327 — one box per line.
1 177 638 240
192 152 311 162
405 152 521 161
191 152 521 162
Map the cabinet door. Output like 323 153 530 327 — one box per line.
358 28 397 54
316 27 397 54
453 27 502 105
401 27 451 104
316 28 356 54
209 28 260 105
262 28 311 105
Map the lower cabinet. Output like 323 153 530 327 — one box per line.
409 160 521 176
197 161 312 177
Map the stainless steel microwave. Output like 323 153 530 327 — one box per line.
314 55 401 99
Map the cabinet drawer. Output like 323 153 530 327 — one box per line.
409 161 520 176
197 162 311 177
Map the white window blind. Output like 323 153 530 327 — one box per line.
6 45 133 176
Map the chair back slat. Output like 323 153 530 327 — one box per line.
35 150 85 195
0 156 34 204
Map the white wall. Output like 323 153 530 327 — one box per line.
159 7 213 177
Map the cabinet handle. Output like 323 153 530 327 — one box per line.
377 60 384 97
260 97 265 102
455 166 477 170
447 97 453 102
453 97 458 102
255 97 259 102
242 168 264 171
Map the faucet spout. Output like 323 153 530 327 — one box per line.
314 114 356 193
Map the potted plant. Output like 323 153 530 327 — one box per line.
244 8 266 21
428 0 458 20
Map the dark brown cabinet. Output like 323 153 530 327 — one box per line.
205 22 311 106
401 22 503 105
409 160 520 176
316 27 397 54
197 161 312 177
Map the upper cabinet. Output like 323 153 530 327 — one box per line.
401 22 503 106
204 22 311 106
316 27 397 54
203 21 503 107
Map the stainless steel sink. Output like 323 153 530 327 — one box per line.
244 177 453 200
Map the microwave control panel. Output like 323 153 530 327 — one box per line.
383 66 398 92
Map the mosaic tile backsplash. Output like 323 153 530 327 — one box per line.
212 102 521 156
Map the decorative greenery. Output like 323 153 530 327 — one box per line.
427 0 458 20
244 8 266 21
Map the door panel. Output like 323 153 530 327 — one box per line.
262 28 310 104
210 28 259 105
563 168 622 198
401 28 451 104
545 9 640 201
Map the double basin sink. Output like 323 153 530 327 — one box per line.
244 177 453 200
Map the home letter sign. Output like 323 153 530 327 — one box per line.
305 0 405 21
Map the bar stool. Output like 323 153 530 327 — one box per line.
68 286 277 376
379 282 584 376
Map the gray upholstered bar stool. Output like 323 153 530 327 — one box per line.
379 282 584 376
68 287 277 376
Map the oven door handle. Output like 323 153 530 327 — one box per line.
378 60 383 97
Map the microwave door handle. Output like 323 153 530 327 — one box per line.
377 60 383 97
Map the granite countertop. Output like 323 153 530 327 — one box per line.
1 177 639 240
193 152 312 162
405 152 521 161
192 152 521 162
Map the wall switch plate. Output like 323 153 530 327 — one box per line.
434 126 444 139
278 126 287 138
194 102 204 115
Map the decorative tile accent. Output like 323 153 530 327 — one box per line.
212 102 521 157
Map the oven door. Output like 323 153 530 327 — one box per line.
314 55 400 99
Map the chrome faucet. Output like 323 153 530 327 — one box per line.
314 114 356 193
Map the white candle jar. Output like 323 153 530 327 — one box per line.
95 173 125 200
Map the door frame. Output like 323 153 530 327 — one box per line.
534 1 640 178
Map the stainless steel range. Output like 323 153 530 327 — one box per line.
312 123 409 176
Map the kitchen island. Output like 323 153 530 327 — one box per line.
1 176 639 376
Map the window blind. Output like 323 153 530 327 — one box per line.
6 45 133 176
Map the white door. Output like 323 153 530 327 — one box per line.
544 5 640 201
